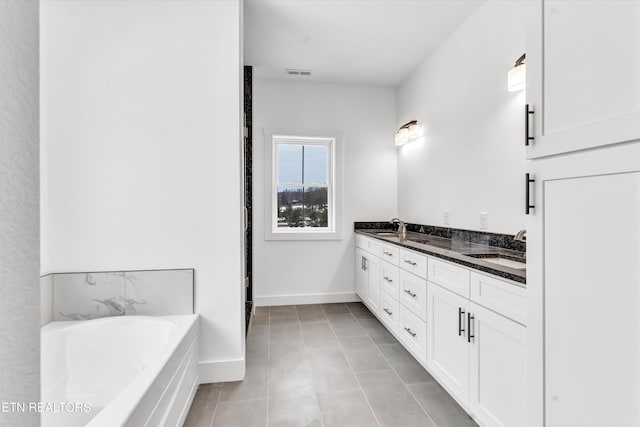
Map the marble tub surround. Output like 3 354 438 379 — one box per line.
47 269 194 321
355 225 526 284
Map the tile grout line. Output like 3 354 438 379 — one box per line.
404 383 441 427
209 308 271 426
297 305 326 427
355 309 440 427
334 304 382 427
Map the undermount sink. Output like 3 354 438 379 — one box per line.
467 254 526 270
407 236 432 243
372 232 399 237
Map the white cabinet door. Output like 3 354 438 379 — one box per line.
469 302 526 427
427 282 470 407
526 0 640 159
355 248 368 302
366 255 381 316
527 143 640 427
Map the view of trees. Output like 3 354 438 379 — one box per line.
277 187 328 228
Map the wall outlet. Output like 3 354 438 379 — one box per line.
479 212 488 230
443 210 450 226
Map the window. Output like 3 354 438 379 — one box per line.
265 132 342 240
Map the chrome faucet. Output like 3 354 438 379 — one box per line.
390 218 407 240
514 229 526 242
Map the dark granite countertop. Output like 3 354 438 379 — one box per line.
355 229 526 286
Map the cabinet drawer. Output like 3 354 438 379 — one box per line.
399 305 427 364
381 261 400 300
355 234 368 250
470 272 526 325
365 238 383 257
380 244 400 266
428 257 470 298
355 235 383 257
400 249 427 279
399 270 427 321
380 291 400 335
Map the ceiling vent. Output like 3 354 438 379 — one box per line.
285 68 312 77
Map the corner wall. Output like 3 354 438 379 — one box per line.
396 0 527 235
40 0 244 382
0 1 40 425
253 79 397 305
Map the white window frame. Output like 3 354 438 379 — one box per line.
264 130 342 241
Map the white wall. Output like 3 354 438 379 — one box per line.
396 0 527 235
41 0 245 382
253 79 397 305
0 1 40 425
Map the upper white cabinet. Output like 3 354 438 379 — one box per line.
526 0 640 159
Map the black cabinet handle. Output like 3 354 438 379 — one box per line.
525 173 535 215
467 313 475 343
458 307 465 336
363 257 368 271
525 104 534 146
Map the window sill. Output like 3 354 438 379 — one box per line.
265 230 342 241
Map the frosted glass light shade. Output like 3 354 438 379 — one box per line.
508 63 526 92
408 123 421 139
395 128 410 146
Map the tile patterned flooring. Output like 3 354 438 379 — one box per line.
183 302 478 427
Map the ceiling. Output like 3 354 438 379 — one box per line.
244 0 484 86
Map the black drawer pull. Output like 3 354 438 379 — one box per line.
404 259 417 266
525 173 535 215
383 308 393 316
458 307 465 336
467 312 475 343
383 276 393 283
525 104 534 146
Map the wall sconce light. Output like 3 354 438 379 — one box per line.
395 120 422 146
508 53 526 92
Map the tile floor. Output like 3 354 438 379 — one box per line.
183 302 478 427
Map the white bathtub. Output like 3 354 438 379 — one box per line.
41 315 199 427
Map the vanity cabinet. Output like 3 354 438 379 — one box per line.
428 278 527 427
355 247 381 316
469 301 526 427
355 248 368 302
356 236 427 361
356 234 527 427
427 283 470 406
526 0 640 159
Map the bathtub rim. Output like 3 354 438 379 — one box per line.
41 314 199 427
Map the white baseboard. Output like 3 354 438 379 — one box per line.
254 292 360 307
198 358 245 384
